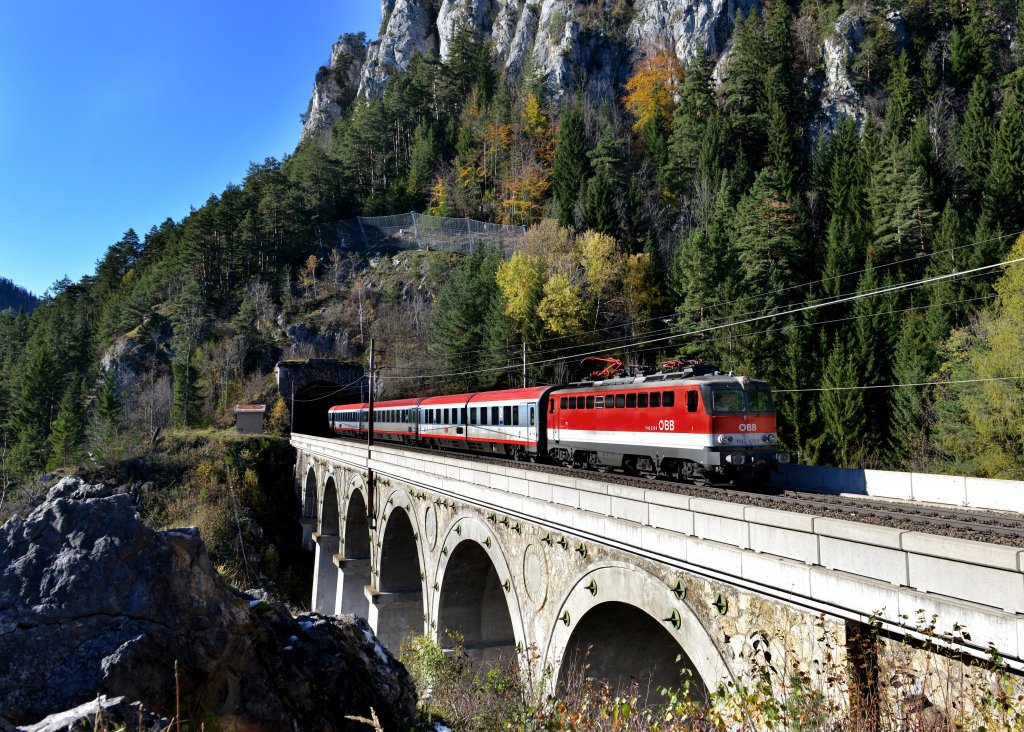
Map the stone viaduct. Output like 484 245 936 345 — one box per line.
293 433 1024 697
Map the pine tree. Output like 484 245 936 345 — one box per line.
581 129 625 236
982 75 1024 236
405 122 438 207
665 51 718 195
722 9 767 169
11 344 56 470
888 313 933 465
958 76 995 205
48 378 84 470
814 336 868 467
884 53 914 141
551 104 588 227
764 64 797 195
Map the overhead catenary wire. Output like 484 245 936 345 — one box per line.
379 252 1024 383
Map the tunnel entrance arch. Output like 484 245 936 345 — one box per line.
545 563 727 703
277 359 363 436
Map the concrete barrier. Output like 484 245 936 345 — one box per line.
772 463 1024 513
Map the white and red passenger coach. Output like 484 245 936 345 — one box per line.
328 364 789 482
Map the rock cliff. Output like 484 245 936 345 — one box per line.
360 0 760 98
0 477 416 730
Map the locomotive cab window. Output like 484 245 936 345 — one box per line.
749 386 774 413
712 388 746 414
687 390 698 412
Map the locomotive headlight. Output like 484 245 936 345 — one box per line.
768 433 778 444
717 434 733 444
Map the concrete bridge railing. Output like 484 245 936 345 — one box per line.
293 434 1024 671
771 463 1024 513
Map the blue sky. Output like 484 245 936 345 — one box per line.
0 1 380 297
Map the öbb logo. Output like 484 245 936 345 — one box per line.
737 422 758 432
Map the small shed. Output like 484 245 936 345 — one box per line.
234 404 266 435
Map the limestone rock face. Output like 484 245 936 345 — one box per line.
810 9 866 141
301 33 368 146
0 477 416 731
357 0 760 99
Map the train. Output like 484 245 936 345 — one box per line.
328 363 789 483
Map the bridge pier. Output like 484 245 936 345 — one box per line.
299 517 316 552
334 557 371 616
366 587 424 650
311 533 340 614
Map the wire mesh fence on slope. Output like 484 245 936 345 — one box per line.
325 212 526 257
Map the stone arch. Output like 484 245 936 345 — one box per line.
302 466 317 518
311 475 342 614
431 515 526 667
544 563 728 702
371 487 426 650
335 483 372 616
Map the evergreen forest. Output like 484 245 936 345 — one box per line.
2 0 1024 494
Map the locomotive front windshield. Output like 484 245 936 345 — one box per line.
710 384 775 414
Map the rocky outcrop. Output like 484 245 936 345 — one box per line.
358 0 760 99
810 9 866 141
0 477 416 731
301 33 369 147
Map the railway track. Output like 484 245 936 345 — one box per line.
372 440 1024 547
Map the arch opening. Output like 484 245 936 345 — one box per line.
302 467 317 518
437 541 516 666
336 490 371 617
557 602 707 705
312 476 341 614
372 508 424 650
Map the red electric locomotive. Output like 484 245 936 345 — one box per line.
546 364 786 481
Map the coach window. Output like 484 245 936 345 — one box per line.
470 407 477 424
513 406 520 426
663 392 675 407
503 406 512 425
444 408 449 423
626 393 636 408
492 406 500 424
687 390 698 412
481 408 488 425
461 408 468 424
615 394 625 408
560 397 568 409
651 392 661 408
586 395 594 409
